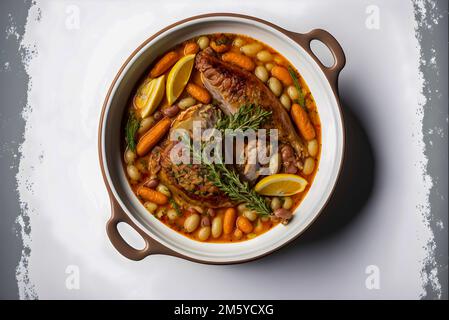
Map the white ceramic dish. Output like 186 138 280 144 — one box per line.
99 13 345 263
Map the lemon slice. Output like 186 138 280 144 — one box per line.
166 54 195 106
254 174 308 196
139 75 166 118
134 78 153 109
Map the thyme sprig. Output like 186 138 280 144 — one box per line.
215 104 272 133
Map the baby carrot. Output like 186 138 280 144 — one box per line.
183 42 199 55
137 186 168 205
136 117 171 156
222 52 255 71
186 83 211 104
223 208 237 235
271 66 293 86
290 103 316 141
150 51 179 78
237 216 253 234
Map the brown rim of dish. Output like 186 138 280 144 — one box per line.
98 13 346 264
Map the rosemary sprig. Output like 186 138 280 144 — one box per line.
183 107 272 217
206 162 271 216
288 66 306 109
125 111 140 152
215 104 272 133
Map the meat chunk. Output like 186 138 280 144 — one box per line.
195 48 307 159
158 104 233 208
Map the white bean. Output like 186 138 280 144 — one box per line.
198 226 211 241
256 50 273 62
268 77 282 96
144 201 158 213
211 216 223 238
254 66 269 82
233 37 245 48
307 139 319 157
303 157 315 175
287 85 299 100
124 148 136 164
197 36 209 50
167 209 178 221
237 203 247 213
184 214 200 233
243 210 257 222
138 116 155 135
282 197 293 210
156 184 171 197
155 207 166 219
265 63 275 72
240 43 262 57
280 93 291 110
271 197 281 211
178 97 196 110
126 165 141 181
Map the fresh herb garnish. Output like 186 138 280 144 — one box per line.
215 104 272 133
125 112 140 151
169 198 182 216
188 144 271 216
288 66 306 109
183 104 272 217
207 162 271 216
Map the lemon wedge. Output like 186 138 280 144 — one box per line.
254 174 308 196
166 54 195 106
134 75 166 118
133 77 153 110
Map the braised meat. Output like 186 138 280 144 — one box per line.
195 48 307 159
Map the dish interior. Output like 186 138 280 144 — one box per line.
102 17 344 262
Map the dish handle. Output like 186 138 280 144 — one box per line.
287 29 346 88
106 198 175 261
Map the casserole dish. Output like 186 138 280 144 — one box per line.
99 13 345 263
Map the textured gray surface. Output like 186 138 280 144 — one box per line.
0 0 447 299
414 0 448 300
0 0 32 300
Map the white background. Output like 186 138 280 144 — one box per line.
17 0 436 299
